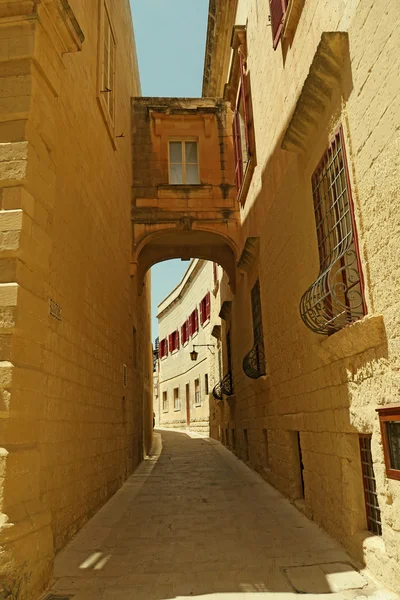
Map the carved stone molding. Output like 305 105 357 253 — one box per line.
219 300 232 321
0 1 38 19
41 0 84 54
237 237 260 272
281 32 349 153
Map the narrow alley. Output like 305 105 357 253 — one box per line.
45 431 396 600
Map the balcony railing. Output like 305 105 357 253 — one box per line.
212 371 233 400
243 341 266 379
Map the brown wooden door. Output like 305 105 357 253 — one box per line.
186 383 190 426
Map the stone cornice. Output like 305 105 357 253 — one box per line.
202 0 238 97
41 0 84 53
0 0 84 53
0 1 38 19
281 32 349 153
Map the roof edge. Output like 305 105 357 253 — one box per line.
202 0 238 97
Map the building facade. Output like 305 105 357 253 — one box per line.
205 0 400 591
156 260 221 435
0 1 152 598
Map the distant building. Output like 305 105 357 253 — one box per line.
156 260 221 434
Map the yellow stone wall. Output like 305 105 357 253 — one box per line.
157 260 221 434
210 0 400 591
0 1 152 598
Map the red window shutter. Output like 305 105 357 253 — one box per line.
199 300 204 325
188 315 192 337
168 333 173 352
175 330 180 350
206 292 211 320
181 324 185 345
194 308 199 332
213 262 217 283
239 53 251 157
232 110 243 193
269 0 288 50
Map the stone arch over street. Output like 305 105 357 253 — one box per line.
132 228 239 293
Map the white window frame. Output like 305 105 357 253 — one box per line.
168 139 200 185
173 387 181 411
194 377 201 407
162 391 168 412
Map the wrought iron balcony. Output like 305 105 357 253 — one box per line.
212 371 233 400
300 248 365 335
243 341 266 379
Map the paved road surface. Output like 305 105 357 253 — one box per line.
45 429 398 600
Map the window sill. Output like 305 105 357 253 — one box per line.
171 349 179 355
311 314 386 364
194 403 202 408
202 318 210 328
191 331 199 340
174 408 181 412
238 157 255 207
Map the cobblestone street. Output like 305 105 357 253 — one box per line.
46 431 398 600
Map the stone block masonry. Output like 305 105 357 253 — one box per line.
0 1 152 599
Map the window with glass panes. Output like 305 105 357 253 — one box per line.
194 378 201 406
169 141 199 184
162 391 168 412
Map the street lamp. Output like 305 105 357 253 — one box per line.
190 344 215 361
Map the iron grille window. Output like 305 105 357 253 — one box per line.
243 280 266 379
359 436 382 536
300 127 366 335
251 280 263 343
226 331 232 373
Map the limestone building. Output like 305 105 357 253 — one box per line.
0 1 152 598
203 0 400 591
156 259 221 435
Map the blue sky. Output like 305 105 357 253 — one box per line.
130 0 209 341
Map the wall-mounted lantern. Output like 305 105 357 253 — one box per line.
190 344 215 362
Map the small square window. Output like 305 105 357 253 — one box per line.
169 141 199 185
377 405 400 481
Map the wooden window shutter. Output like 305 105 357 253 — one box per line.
194 308 199 332
239 53 251 157
206 292 211 320
269 0 288 50
232 110 243 193
175 329 180 350
188 315 192 338
181 324 185 345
